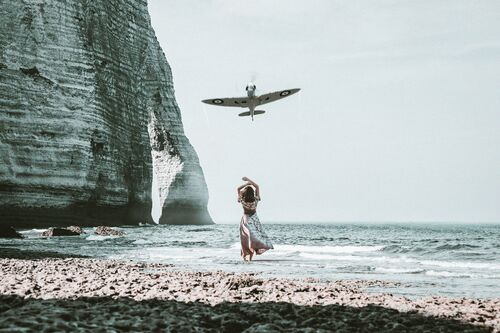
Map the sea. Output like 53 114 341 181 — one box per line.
3 223 499 299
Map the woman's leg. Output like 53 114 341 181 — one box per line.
240 215 253 261
247 214 273 255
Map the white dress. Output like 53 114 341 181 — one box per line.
239 195 273 260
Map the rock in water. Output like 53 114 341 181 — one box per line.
0 0 212 227
42 228 81 237
66 226 85 235
94 226 125 236
0 226 23 239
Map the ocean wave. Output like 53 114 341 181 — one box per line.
86 235 118 241
296 253 500 273
381 244 401 252
420 259 500 270
230 242 240 249
426 270 500 279
382 245 427 254
298 253 389 261
19 228 47 234
274 244 384 254
187 228 216 233
382 243 481 254
298 253 339 260
425 270 475 278
374 267 425 274
132 239 208 246
229 242 384 258
170 241 208 246
435 244 480 250
308 237 350 241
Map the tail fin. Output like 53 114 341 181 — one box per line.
238 110 266 117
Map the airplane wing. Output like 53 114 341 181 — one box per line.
201 97 250 108
257 88 300 106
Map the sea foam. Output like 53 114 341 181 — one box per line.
273 244 384 254
86 235 117 241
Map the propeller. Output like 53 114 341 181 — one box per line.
250 71 259 92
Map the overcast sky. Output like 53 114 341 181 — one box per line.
148 0 500 223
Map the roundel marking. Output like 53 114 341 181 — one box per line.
280 90 291 96
213 99 223 104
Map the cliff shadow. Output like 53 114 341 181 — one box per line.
0 294 491 332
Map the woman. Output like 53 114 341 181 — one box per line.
237 177 273 261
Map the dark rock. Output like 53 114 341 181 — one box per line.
0 226 23 238
42 228 80 237
19 66 40 76
95 226 125 236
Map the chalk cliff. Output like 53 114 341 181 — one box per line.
0 0 212 226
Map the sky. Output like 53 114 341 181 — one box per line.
148 0 500 223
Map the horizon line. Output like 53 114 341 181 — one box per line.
213 220 500 225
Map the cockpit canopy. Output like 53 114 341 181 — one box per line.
245 83 256 91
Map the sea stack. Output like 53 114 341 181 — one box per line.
0 0 212 226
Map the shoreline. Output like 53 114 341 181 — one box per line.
0 257 498 332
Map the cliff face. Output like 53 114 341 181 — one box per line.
0 0 212 226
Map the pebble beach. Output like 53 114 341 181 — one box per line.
0 256 498 332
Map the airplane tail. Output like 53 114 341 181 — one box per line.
238 110 266 117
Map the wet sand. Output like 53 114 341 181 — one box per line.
0 257 498 332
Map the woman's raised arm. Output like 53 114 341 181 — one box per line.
242 177 260 198
236 183 248 200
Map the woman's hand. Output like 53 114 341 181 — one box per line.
242 177 259 195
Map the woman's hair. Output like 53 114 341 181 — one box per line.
242 186 255 203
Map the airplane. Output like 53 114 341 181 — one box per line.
202 83 300 121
